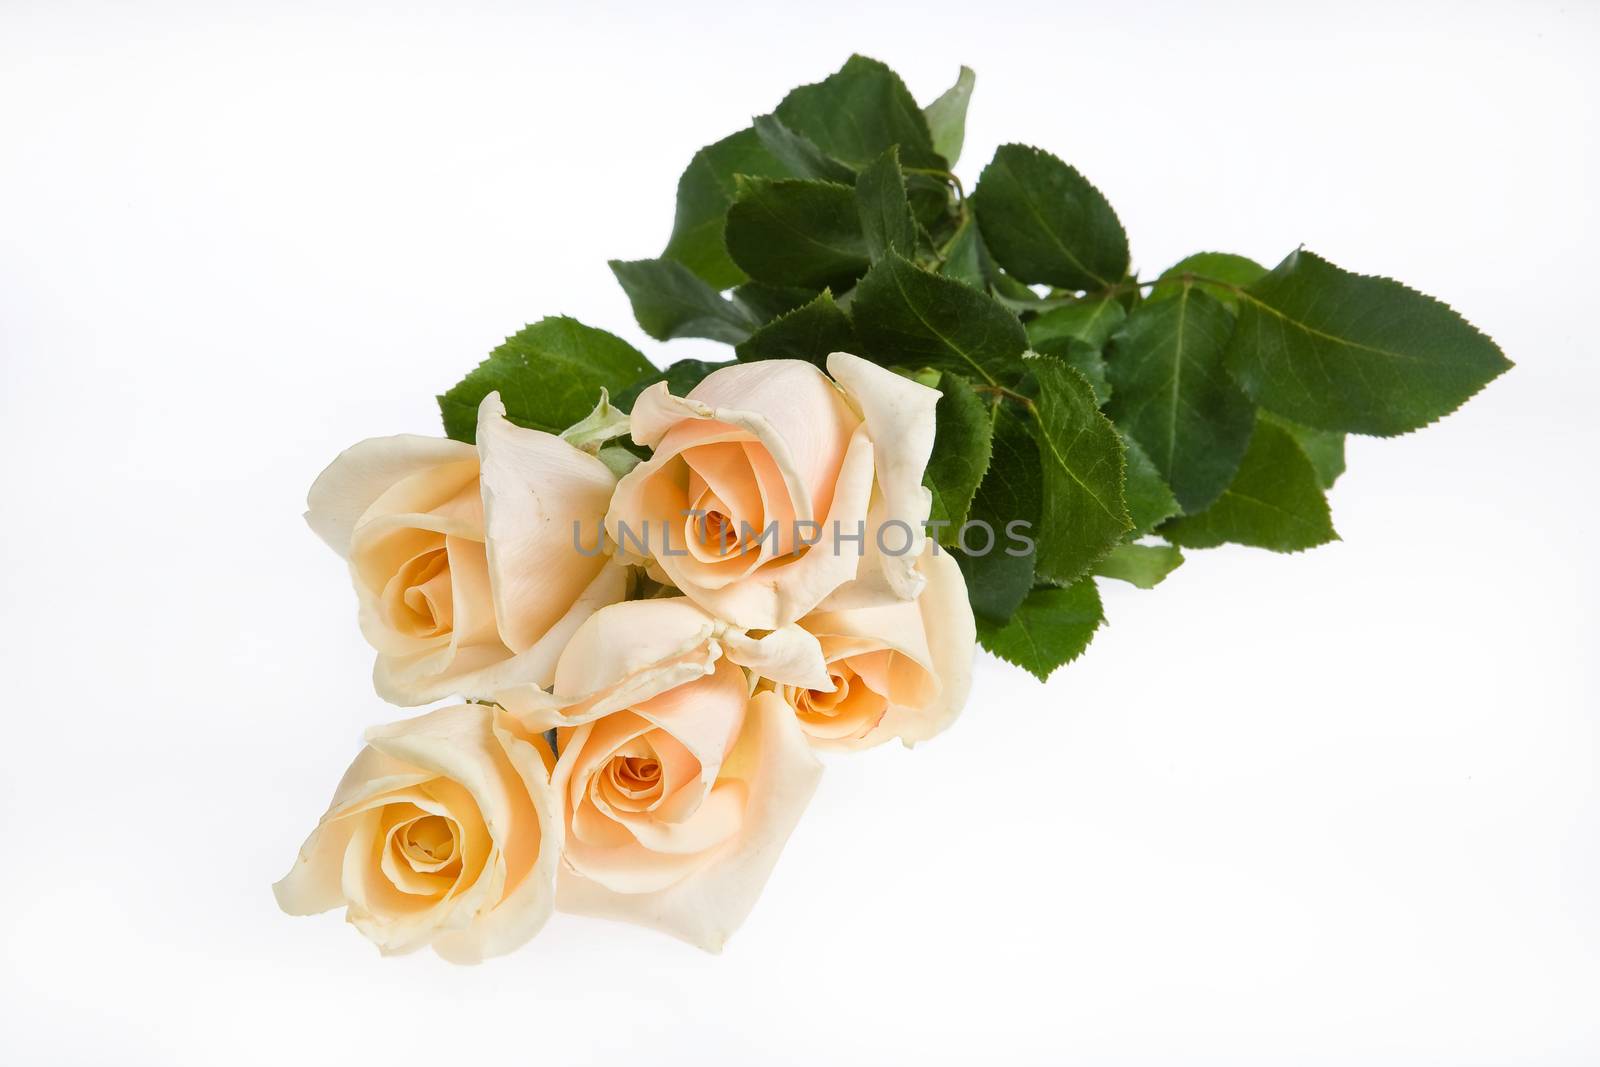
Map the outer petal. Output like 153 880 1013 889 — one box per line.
432 714 562 964
272 747 432 916
721 624 833 692
556 691 823 952
496 600 831 729
875 546 975 746
476 392 617 653
685 361 859 513
305 434 477 556
822 351 940 606
622 387 815 527
545 598 721 721
629 361 859 521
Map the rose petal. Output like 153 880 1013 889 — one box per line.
272 746 433 916
624 658 747 783
880 545 974 747
509 598 723 729
373 558 627 705
615 367 851 553
305 434 478 557
721 624 833 692
556 691 823 952
656 427 876 629
475 392 617 653
431 714 561 964
822 351 940 605
686 362 859 516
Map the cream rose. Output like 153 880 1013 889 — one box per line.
306 392 624 705
778 544 975 751
605 353 940 630
273 702 560 963
499 597 828 951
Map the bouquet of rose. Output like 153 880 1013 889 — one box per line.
276 56 1508 961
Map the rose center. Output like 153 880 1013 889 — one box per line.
681 441 772 563
703 510 738 553
398 814 456 867
384 547 454 639
617 756 661 787
792 657 891 741
597 749 666 813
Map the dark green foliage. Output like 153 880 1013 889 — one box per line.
428 56 1509 688
439 317 655 441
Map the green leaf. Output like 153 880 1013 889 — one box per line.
729 283 819 324
1026 356 1133 584
971 144 1130 290
976 579 1104 682
661 127 787 290
923 65 975 166
1026 298 1127 349
850 254 1028 385
609 258 759 344
1105 285 1256 513
1224 249 1512 436
438 317 656 441
724 176 868 289
1119 434 1181 536
924 372 993 538
1162 417 1338 552
954 401 1039 622
989 268 1046 307
614 358 730 412
938 215 987 289
1093 543 1185 589
1148 252 1266 313
855 147 918 262
1032 338 1110 404
734 290 855 365
1262 411 1345 488
773 54 945 170
751 114 855 183
907 172 956 232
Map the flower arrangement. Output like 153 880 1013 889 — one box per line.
276 56 1509 961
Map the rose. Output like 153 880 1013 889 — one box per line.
499 597 830 951
605 353 940 630
777 544 975 751
273 702 560 963
307 392 624 705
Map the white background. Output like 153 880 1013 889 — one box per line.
2 1 1596 1063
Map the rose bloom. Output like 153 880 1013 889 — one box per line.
273 703 560 963
307 392 623 705
500 597 829 951
778 544 975 751
605 353 939 630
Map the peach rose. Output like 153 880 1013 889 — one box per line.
499 597 828 951
605 353 940 630
307 392 624 705
778 544 975 751
273 703 560 963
